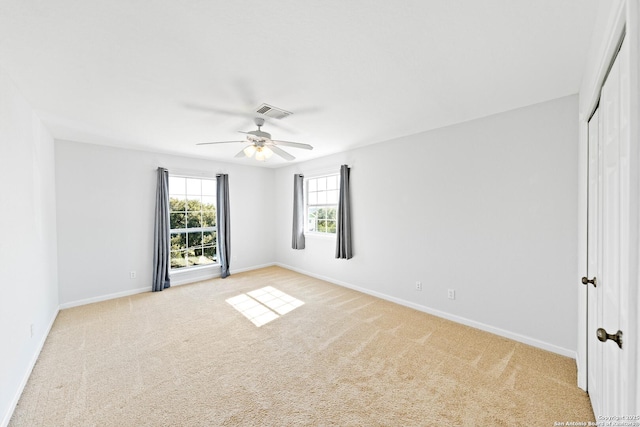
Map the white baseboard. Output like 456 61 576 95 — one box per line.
2 307 59 427
60 263 278 309
231 262 276 275
59 286 152 309
275 263 577 359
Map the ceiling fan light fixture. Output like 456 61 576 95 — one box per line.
254 146 273 161
243 145 257 158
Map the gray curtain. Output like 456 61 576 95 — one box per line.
292 174 305 249
152 167 171 291
336 165 353 259
216 174 231 278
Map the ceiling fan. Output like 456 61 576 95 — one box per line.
197 117 313 161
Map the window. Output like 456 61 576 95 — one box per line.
306 174 339 234
169 175 217 270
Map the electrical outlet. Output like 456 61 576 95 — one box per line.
30 324 34 338
448 289 455 300
415 281 422 291
130 271 136 279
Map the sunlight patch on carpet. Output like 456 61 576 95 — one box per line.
226 286 304 327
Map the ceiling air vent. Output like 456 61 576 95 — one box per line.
255 103 292 120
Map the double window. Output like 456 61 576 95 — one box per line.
169 176 217 270
306 174 339 234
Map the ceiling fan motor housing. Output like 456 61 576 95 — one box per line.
248 117 271 141
247 131 271 144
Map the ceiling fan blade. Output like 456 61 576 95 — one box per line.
234 148 247 158
196 141 245 146
269 145 296 161
271 140 313 150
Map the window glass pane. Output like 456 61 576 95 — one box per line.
184 251 195 267
308 192 317 205
187 232 202 247
202 231 216 246
201 179 216 196
169 177 185 195
317 191 327 205
170 212 185 229
326 220 336 233
204 246 217 262
171 250 187 269
192 248 214 265
202 196 215 211
327 190 338 205
317 177 327 191
308 179 317 192
327 175 338 190
202 210 216 227
186 212 201 228
186 178 201 195
328 208 337 220
186 195 201 210
171 233 186 251
169 197 186 212
307 219 316 232
318 220 327 233
192 248 205 265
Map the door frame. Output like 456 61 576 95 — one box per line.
577 0 639 413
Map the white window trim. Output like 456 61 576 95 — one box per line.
168 173 219 272
304 173 339 236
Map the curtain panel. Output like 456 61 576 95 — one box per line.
216 174 231 278
335 165 353 259
292 174 306 249
152 167 171 291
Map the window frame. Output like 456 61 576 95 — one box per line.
168 174 218 272
304 173 339 236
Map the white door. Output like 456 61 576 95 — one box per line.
586 108 601 415
586 37 629 418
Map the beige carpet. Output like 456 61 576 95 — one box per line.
10 266 594 426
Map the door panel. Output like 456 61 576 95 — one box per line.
587 109 601 415
587 37 628 418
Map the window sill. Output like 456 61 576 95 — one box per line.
169 263 220 286
305 232 336 240
170 263 219 276
169 263 220 287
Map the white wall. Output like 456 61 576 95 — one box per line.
55 141 275 306
274 95 579 356
0 70 59 427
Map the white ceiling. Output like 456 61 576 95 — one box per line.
0 1 598 167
